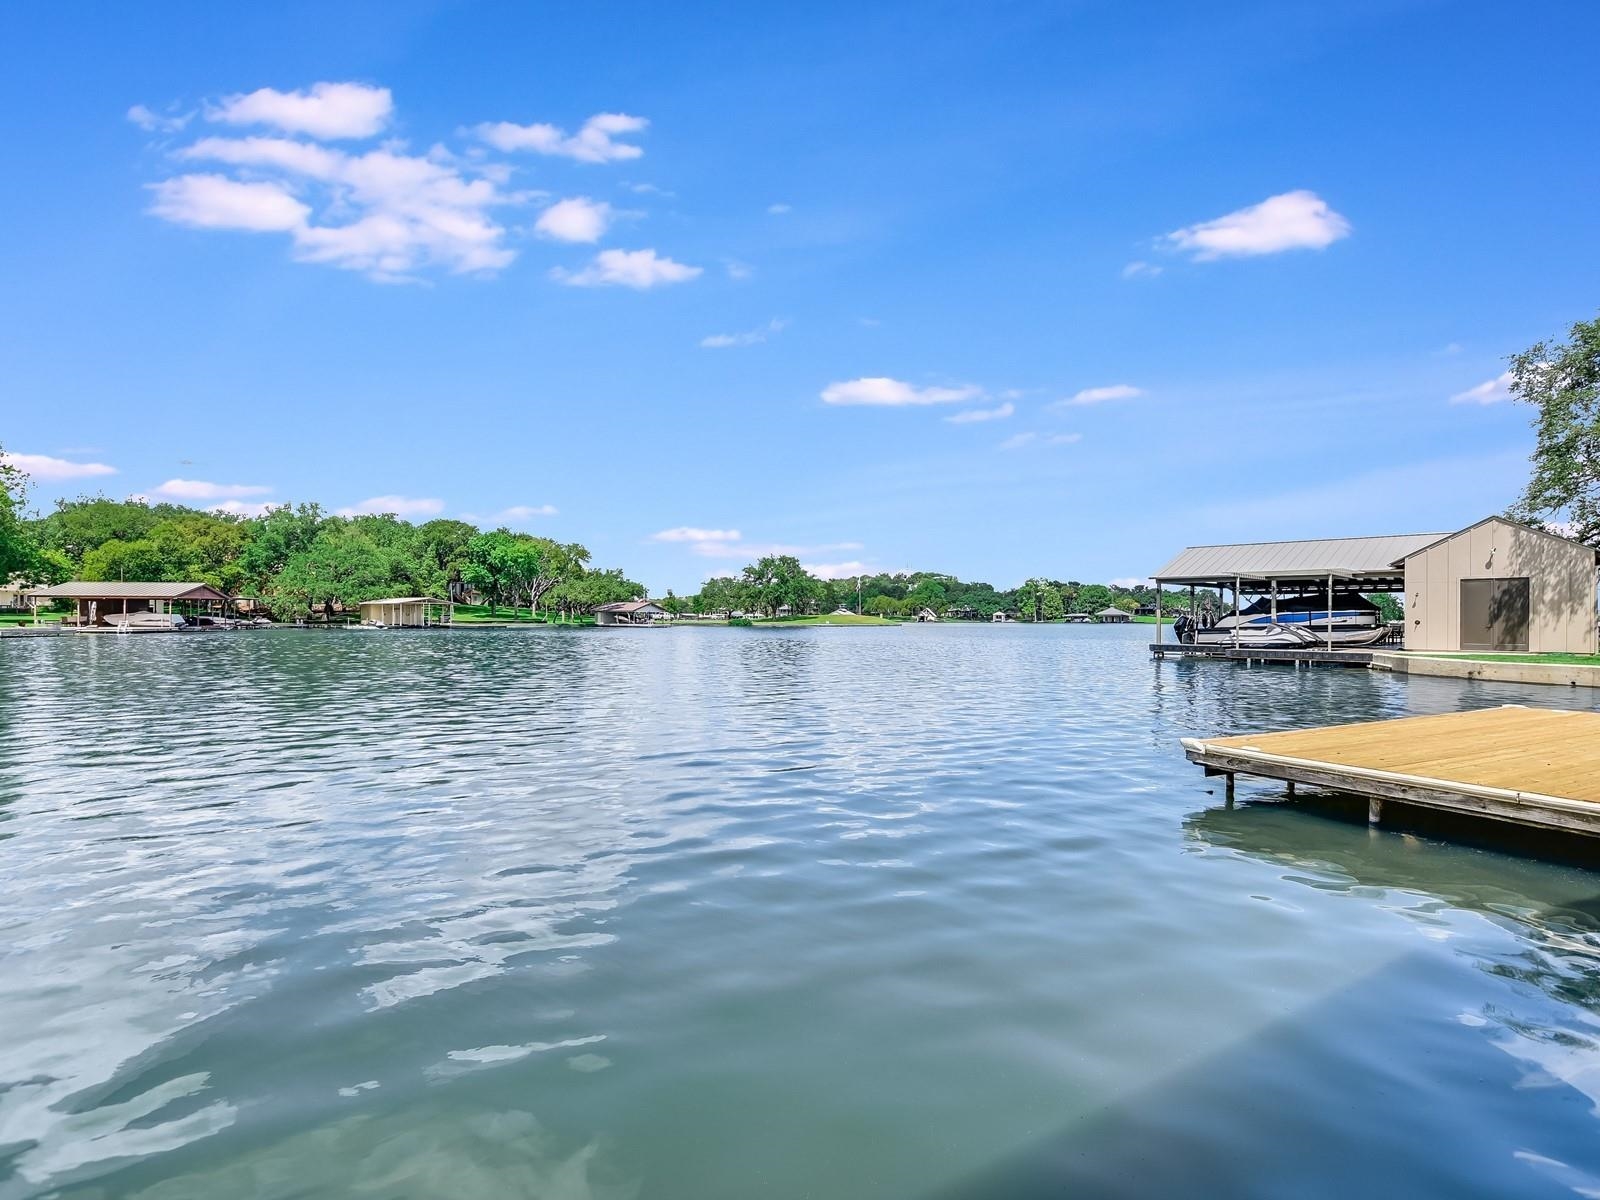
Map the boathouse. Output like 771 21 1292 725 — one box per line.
1398 516 1599 654
1150 517 1599 655
1096 607 1132 624
26 580 232 626
595 600 664 626
357 597 452 627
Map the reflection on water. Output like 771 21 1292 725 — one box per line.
2 626 1600 1198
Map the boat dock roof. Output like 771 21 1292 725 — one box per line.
1182 705 1600 836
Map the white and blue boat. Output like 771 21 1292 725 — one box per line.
1182 591 1390 649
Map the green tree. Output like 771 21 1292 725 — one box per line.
1073 583 1113 615
1508 312 1600 544
269 522 404 620
34 497 164 566
740 555 813 616
238 503 325 591
0 446 42 582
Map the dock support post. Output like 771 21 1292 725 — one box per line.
1286 781 1296 798
1224 773 1235 808
1368 797 1383 826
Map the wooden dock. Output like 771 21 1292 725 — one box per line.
1151 642 1382 668
1182 705 1600 836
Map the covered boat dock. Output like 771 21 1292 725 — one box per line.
1148 531 1445 659
1183 705 1600 836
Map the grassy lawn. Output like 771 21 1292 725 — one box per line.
447 604 593 626
752 613 902 626
0 611 61 626
1409 651 1600 666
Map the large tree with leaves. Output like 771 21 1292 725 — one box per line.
0 446 41 582
1507 312 1600 544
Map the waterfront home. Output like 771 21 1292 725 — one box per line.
357 597 452 627
27 581 232 627
992 611 1013 623
596 600 665 626
1097 607 1132 623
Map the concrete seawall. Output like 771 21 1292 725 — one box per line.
1372 651 1600 689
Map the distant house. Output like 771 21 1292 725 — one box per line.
596 600 664 626
358 597 452 627
992 611 1014 623
775 604 793 617
1096 607 1132 623
916 607 939 622
945 605 978 620
0 575 33 610
27 581 232 626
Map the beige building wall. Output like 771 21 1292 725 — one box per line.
1404 517 1598 654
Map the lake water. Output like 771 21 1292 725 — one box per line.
4 624 1600 1198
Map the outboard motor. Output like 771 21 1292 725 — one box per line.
1173 613 1194 644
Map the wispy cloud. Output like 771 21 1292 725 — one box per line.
553 248 701 289
1056 384 1142 408
1449 371 1514 406
945 401 1015 424
1165 190 1351 260
1108 577 1145 589
475 113 647 163
1 452 118 481
652 527 742 544
767 203 792 215
207 82 394 140
336 495 445 517
821 377 982 407
152 478 272 501
700 318 787 349
1121 260 1162 280
804 561 870 580
1000 431 1081 451
534 197 613 243
127 104 192 134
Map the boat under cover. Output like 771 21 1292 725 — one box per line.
1181 591 1392 649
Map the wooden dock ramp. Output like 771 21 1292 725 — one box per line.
1182 705 1600 836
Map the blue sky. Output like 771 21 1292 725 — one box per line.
2 1 1596 593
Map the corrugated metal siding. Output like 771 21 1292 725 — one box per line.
1152 533 1447 582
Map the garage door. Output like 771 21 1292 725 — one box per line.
1460 577 1530 651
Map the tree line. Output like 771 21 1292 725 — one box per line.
0 464 643 621
670 554 1208 620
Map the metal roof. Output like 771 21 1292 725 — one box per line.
359 597 445 604
598 600 662 612
1152 532 1448 584
27 581 231 601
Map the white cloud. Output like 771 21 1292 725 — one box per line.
128 104 192 134
152 478 272 500
0 452 117 481
165 133 518 278
475 113 647 163
1058 384 1143 407
553 248 701 289
1449 371 1514 406
1108 577 1145 588
623 181 672 196
211 500 280 518
209 82 393 140
1000 431 1081 451
767 203 792 215
700 318 787 348
149 174 310 232
724 259 754 281
945 401 1015 424
497 504 558 520
534 197 613 243
820 377 982 407
1165 190 1351 260
336 495 445 517
1121 260 1162 279
652 527 742 543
